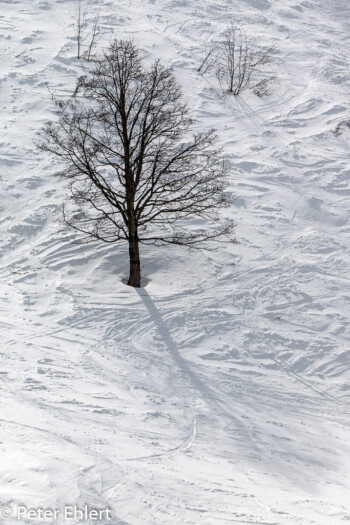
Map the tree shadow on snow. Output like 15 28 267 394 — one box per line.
136 288 346 492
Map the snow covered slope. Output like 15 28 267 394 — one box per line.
1 0 350 523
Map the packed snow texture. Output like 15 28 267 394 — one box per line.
1 0 350 523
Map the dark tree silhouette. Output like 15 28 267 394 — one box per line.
37 40 234 287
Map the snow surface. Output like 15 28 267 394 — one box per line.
1 0 350 523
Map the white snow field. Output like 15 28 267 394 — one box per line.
1 0 350 523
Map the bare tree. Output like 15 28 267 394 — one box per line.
37 40 234 287
75 0 87 59
217 25 272 95
85 10 100 61
75 0 100 60
200 24 273 96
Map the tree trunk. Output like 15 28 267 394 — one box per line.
127 236 141 287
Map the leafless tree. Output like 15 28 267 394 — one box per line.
200 24 273 96
217 25 272 95
75 0 100 60
37 40 234 288
75 0 87 59
85 10 100 61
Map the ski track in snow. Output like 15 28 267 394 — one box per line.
1 0 350 523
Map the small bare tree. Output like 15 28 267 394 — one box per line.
75 0 100 60
37 40 234 287
217 25 272 95
199 25 273 96
75 0 87 59
85 9 99 61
